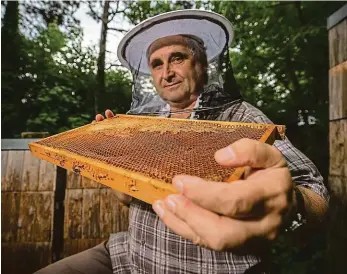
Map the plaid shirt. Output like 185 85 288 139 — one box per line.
108 86 329 274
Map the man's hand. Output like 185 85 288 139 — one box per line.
94 109 115 122
93 109 133 206
152 138 295 251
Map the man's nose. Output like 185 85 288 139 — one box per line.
162 63 174 80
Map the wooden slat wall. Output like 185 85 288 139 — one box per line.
328 15 347 196
327 8 347 274
1 148 129 274
2 151 25 191
329 19 347 69
1 150 56 274
329 62 347 121
63 172 129 257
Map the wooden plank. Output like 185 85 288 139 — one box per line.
1 192 21 242
330 120 347 177
82 189 100 238
329 61 347 120
64 189 83 239
63 238 104 257
38 160 56 191
329 19 347 68
63 238 72 258
17 192 54 242
326 174 347 274
2 150 9 178
82 176 100 189
119 202 130 232
329 175 347 199
2 151 25 191
79 238 91 254
66 170 82 189
2 242 51 274
100 188 129 233
99 188 130 233
21 151 41 191
62 238 79 258
99 188 119 238
330 119 347 174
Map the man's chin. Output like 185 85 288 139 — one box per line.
161 92 185 103
163 97 184 104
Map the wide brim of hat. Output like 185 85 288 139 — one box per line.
117 9 234 75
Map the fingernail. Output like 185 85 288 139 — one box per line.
173 179 183 193
217 146 235 162
166 196 176 211
153 201 164 218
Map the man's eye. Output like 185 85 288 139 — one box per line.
172 56 183 63
152 62 162 69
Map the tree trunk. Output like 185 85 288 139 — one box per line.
1 1 25 138
2 1 20 72
95 0 110 115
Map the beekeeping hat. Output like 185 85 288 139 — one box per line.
118 9 233 76
117 9 237 115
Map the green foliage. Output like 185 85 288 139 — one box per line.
1 2 132 137
211 1 345 273
2 1 29 137
213 1 344 180
21 0 80 38
103 70 132 114
123 0 202 24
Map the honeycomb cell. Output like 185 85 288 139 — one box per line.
36 115 275 183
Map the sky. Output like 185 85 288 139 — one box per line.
74 2 133 65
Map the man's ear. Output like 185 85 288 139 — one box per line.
203 67 208 85
195 64 208 86
199 64 208 85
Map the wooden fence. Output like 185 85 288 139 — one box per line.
327 4 347 274
1 139 129 274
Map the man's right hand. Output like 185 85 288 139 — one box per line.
94 109 133 206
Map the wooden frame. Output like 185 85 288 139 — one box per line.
28 115 284 205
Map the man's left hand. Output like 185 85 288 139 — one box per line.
152 138 295 251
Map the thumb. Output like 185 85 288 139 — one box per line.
105 109 115 118
214 138 286 169
95 114 105 122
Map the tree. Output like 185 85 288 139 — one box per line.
213 1 345 180
86 0 129 114
21 0 80 38
212 1 345 273
1 1 28 137
122 0 199 25
1 1 132 137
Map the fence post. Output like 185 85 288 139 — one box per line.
51 167 67 262
327 4 347 274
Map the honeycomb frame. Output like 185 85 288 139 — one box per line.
28 114 285 204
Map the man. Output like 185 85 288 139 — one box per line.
36 9 328 274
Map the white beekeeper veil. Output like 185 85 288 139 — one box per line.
117 9 239 116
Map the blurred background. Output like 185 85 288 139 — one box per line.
1 1 346 274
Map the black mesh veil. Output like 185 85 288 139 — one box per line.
118 11 242 116
126 47 242 116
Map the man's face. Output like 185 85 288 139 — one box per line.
149 44 204 104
